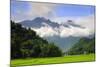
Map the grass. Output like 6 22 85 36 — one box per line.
11 54 95 67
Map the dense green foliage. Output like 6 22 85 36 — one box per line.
68 37 95 55
11 21 62 59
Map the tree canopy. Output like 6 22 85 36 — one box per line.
67 37 95 55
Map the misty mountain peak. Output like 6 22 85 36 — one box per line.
67 20 73 23
32 17 47 23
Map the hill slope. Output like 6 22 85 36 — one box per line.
68 37 95 55
11 21 62 59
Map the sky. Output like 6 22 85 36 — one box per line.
11 1 95 22
11 1 95 38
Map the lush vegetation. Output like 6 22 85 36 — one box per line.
67 37 95 55
11 20 95 67
11 21 62 59
11 54 95 67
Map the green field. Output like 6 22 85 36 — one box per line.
11 54 95 67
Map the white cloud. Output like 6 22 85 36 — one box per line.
27 2 57 20
11 2 57 22
75 15 95 34
31 15 95 38
51 17 77 24
59 26 90 37
32 25 59 37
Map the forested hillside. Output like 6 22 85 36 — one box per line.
11 21 62 59
68 37 95 55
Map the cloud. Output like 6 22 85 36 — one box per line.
75 15 95 34
51 17 77 24
32 25 59 37
11 2 57 22
59 26 90 37
27 2 57 20
32 15 95 38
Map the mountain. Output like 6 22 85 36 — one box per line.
20 17 60 28
67 20 85 28
67 37 95 55
19 17 94 52
20 17 84 29
44 36 80 52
